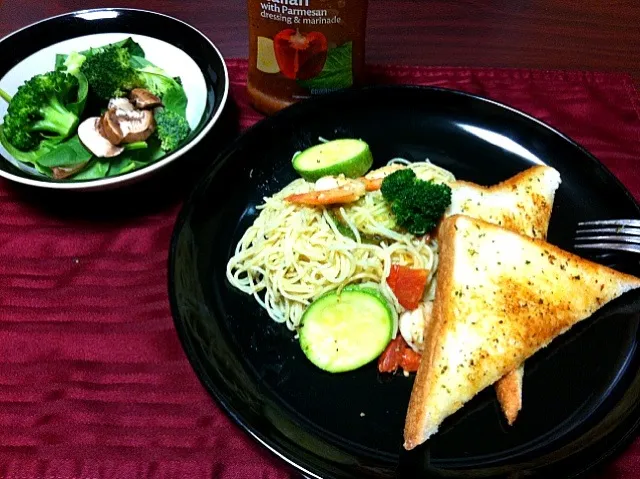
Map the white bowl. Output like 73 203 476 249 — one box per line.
0 8 229 191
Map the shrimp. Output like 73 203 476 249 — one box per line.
378 300 434 374
361 164 406 191
399 301 433 353
285 175 366 205
285 164 407 206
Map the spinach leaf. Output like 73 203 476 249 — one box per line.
298 42 353 91
139 136 166 162
129 55 154 70
55 54 66 71
66 71 89 117
128 136 164 163
107 157 146 177
106 139 164 177
34 162 53 177
135 67 188 117
106 136 164 177
70 159 109 180
36 135 92 168
37 146 76 168
106 156 134 176
162 86 188 117
113 38 145 58
53 54 89 116
129 56 186 95
0 124 55 165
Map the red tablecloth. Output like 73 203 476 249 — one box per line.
1 60 640 478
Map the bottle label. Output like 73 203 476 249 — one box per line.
248 0 365 106
260 1 343 27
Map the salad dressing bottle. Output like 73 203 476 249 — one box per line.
247 0 369 115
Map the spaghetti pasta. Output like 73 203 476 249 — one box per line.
225 159 456 331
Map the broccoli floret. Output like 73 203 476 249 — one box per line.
380 168 416 201
79 46 184 106
0 89 10 104
63 51 87 75
80 46 142 100
1 71 80 151
155 108 190 152
380 168 452 235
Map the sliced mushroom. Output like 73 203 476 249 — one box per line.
129 88 163 109
118 109 155 143
77 117 124 158
100 109 125 145
108 97 135 111
52 162 90 179
99 109 155 145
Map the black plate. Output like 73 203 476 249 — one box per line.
168 85 640 478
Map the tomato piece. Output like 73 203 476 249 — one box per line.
273 29 328 80
378 335 404 373
386 264 429 310
400 347 422 372
378 335 423 374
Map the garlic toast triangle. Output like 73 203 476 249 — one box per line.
446 165 561 239
446 165 562 423
403 214 640 450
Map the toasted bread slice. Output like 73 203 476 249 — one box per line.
403 215 640 450
494 367 523 425
446 165 561 239
446 165 562 423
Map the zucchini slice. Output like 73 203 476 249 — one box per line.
298 285 394 373
292 139 373 182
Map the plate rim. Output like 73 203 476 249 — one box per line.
0 7 230 191
168 84 640 479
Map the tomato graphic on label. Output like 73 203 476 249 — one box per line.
273 29 328 80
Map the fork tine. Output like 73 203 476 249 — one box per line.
578 219 640 228
575 235 640 245
574 242 640 254
575 227 640 236
574 219 640 255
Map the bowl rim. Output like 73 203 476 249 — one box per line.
0 7 230 191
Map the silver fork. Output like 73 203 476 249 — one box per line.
574 219 640 255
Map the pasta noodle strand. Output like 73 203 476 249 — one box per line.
225 160 455 330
